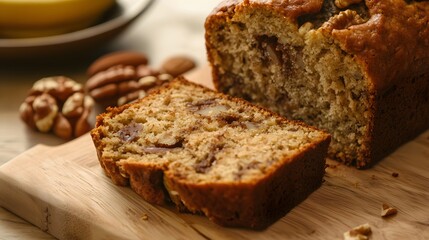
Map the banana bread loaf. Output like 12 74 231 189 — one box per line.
205 0 429 168
91 77 331 229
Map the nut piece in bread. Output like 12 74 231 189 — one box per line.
91 77 331 229
205 0 429 168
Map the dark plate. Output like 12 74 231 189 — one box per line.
0 0 154 60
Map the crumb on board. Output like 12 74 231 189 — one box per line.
141 213 149 221
391 172 399 177
381 203 398 218
343 223 371 240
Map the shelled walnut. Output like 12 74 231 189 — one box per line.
335 0 362 9
19 76 94 140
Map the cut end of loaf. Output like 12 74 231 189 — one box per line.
93 77 329 183
91 77 331 229
206 0 372 167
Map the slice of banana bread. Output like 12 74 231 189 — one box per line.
91 77 330 229
205 0 429 168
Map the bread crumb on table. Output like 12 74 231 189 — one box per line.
381 203 398 218
343 223 371 240
141 213 149 221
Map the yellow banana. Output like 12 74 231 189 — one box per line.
0 0 115 38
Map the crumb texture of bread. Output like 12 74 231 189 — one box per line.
91 77 330 229
205 0 429 168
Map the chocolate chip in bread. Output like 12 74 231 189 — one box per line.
91 77 331 229
205 0 429 168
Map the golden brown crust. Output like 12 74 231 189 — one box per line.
90 77 331 229
207 0 429 93
122 163 169 205
205 0 429 168
209 0 323 20
328 0 429 92
164 138 330 229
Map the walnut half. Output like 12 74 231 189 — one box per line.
335 0 363 9
19 76 94 140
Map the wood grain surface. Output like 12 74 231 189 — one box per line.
0 68 428 239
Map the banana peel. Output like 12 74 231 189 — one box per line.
0 0 116 38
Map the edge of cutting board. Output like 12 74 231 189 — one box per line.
1 66 429 239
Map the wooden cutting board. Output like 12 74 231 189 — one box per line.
0 67 428 240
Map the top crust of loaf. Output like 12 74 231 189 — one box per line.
205 0 429 168
207 0 429 92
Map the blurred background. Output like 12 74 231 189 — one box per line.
0 1 220 238
0 0 220 150
0 0 222 165
0 0 220 78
